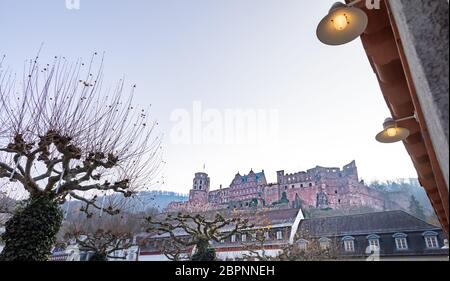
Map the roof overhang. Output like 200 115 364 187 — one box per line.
347 0 449 235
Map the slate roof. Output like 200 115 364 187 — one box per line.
298 210 441 237
240 171 265 182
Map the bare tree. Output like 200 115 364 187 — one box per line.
0 53 162 260
146 212 252 261
238 228 276 261
60 211 142 261
276 230 339 261
155 238 192 261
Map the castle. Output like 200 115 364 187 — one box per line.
165 161 410 213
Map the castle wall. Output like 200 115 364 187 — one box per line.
165 161 393 213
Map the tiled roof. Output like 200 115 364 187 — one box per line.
298 210 440 237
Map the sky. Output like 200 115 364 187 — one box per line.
0 0 418 194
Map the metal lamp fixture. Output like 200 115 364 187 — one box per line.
316 1 368 45
375 113 417 143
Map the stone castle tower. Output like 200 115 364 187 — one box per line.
188 172 210 203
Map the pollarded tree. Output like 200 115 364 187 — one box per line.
61 212 142 261
146 212 252 261
0 53 162 260
276 231 339 261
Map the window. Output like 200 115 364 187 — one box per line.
342 236 355 252
264 231 270 240
367 234 380 251
319 237 331 250
242 234 247 242
393 233 408 250
423 231 439 249
251 233 257 241
425 236 438 248
231 235 236 243
220 239 225 244
298 239 308 251
276 231 283 240
395 238 408 250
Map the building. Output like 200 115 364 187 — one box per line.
137 210 448 261
298 210 449 260
165 161 409 213
137 207 302 261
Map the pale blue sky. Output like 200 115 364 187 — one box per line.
0 0 417 193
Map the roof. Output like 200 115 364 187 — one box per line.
298 210 441 237
240 171 265 183
143 208 301 239
350 0 449 233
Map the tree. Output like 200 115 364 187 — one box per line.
276 231 339 261
237 228 276 261
0 53 161 260
146 212 252 261
60 211 142 261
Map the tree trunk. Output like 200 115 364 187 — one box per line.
190 238 216 261
0 193 63 261
88 251 108 261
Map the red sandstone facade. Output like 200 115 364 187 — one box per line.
165 161 401 213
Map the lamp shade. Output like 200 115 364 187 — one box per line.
316 2 368 46
375 118 410 143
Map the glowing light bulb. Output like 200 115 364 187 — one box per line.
333 14 348 30
386 127 397 137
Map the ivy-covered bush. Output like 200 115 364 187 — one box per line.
0 193 63 261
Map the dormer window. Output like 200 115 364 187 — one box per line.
319 237 331 250
393 233 408 250
342 236 355 252
298 239 308 251
276 231 283 240
367 234 380 251
423 231 439 249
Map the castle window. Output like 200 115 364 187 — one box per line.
423 231 439 249
393 233 408 250
231 235 236 243
292 185 295 189
242 234 247 242
264 231 270 240
342 236 355 252
338 199 341 204
220 239 225 244
300 184 303 188
309 183 312 187
335 190 338 194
